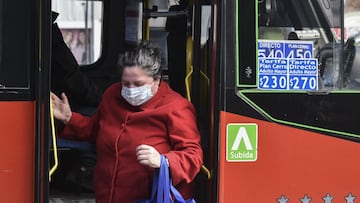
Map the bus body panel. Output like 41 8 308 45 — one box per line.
0 101 35 202
218 111 360 202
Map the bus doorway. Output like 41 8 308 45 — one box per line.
48 0 214 202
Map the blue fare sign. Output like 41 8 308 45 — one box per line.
258 41 284 58
258 40 318 91
289 59 318 90
259 58 288 90
284 42 313 59
259 58 318 91
258 40 313 59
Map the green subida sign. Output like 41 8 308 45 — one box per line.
226 123 258 162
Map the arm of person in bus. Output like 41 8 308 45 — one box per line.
163 99 204 186
51 92 72 124
51 92 99 143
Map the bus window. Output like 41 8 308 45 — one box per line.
0 1 33 89
345 0 360 44
255 0 360 91
51 0 103 65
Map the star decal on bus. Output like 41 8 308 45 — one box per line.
276 193 358 203
277 195 289 203
322 193 333 203
345 193 356 203
301 194 312 203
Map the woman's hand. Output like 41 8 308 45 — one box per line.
136 144 161 168
51 92 72 124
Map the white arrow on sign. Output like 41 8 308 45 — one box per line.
231 127 253 151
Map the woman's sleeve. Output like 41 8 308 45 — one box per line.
163 100 204 186
58 103 102 143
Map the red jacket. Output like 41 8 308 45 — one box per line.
60 82 203 203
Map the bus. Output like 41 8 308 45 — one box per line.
1 0 360 202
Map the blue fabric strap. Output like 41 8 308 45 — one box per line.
134 155 196 203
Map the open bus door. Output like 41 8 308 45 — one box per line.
216 0 360 202
0 0 52 202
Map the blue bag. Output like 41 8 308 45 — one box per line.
134 155 196 203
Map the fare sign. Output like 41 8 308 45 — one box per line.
258 40 318 91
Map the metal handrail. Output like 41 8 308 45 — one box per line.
49 95 59 181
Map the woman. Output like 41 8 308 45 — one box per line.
51 42 203 203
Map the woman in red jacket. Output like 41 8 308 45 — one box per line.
51 42 203 203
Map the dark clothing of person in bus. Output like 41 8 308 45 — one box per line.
51 12 103 108
51 12 101 192
51 42 203 203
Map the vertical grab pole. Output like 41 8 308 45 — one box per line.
144 0 150 41
49 96 58 181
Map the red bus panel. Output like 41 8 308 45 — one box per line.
218 111 360 203
0 102 35 202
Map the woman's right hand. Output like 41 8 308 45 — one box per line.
51 92 72 124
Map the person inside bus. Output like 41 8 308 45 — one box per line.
51 11 102 192
51 11 103 110
51 41 203 203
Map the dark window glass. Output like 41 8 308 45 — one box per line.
0 0 32 89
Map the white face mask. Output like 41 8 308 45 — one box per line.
121 84 154 106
